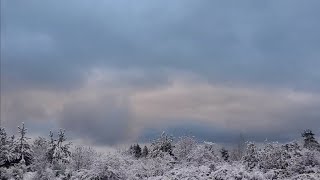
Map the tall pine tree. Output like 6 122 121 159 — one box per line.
302 129 320 151
0 127 15 167
142 146 149 158
14 123 33 166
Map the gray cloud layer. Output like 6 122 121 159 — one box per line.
2 0 320 91
1 0 320 144
59 96 133 145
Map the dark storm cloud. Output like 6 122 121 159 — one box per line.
1 0 320 92
140 103 320 143
59 96 133 145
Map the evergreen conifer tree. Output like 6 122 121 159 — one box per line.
0 127 14 167
220 148 229 162
133 144 142 158
14 123 33 166
302 129 320 150
150 132 174 158
142 146 149 158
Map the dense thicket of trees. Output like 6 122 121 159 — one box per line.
0 123 319 180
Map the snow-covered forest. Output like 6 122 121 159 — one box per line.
0 123 320 180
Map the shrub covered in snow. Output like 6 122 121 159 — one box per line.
186 142 221 166
173 136 197 162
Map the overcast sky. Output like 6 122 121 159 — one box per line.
1 0 320 145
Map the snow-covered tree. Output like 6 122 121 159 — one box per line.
46 131 56 164
288 147 320 175
0 127 15 168
230 133 246 161
284 141 302 157
72 154 126 180
0 127 8 166
186 142 220 165
128 145 134 155
302 129 320 151
30 136 61 180
31 137 49 172
71 145 97 170
220 147 229 162
46 129 71 165
54 129 71 164
141 146 149 158
173 136 197 161
150 132 174 158
258 142 289 171
243 142 259 170
128 144 143 158
13 123 33 166
133 144 142 158
44 129 71 177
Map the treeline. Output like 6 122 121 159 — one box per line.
127 130 320 161
0 123 320 179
